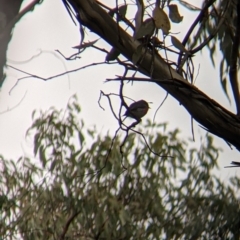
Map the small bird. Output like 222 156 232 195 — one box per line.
124 100 150 120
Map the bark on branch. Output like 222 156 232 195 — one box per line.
0 0 23 84
0 0 41 85
66 0 240 151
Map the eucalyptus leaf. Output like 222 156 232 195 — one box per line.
168 4 183 23
132 44 143 64
134 18 155 40
106 47 120 61
178 0 200 11
135 0 144 32
119 4 127 17
220 77 231 102
171 36 189 53
152 6 171 34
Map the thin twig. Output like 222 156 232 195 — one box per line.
0 91 27 114
7 61 108 94
129 127 173 158
153 91 168 123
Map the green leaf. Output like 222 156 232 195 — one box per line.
134 18 155 40
119 4 127 17
220 77 231 102
119 208 128 225
39 145 47 167
171 36 189 53
178 1 200 11
1 94 237 239
168 4 183 23
78 131 85 146
31 110 36 119
33 133 41 156
50 159 57 172
105 47 120 61
132 44 143 64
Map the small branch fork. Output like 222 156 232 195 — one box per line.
177 0 230 73
98 63 173 171
98 89 173 171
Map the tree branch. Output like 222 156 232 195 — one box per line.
0 0 23 84
65 0 240 151
190 1 229 54
177 0 216 69
59 210 81 240
0 0 41 84
229 1 240 115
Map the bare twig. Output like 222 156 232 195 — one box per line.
120 124 173 159
7 61 108 94
153 91 168 123
0 91 27 114
55 49 82 61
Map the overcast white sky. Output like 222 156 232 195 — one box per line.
0 0 239 179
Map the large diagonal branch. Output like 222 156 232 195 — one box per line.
66 0 240 151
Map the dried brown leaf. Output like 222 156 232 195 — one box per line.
152 7 170 35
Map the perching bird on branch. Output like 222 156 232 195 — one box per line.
124 100 149 120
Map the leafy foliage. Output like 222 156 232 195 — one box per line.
0 96 240 239
185 0 238 99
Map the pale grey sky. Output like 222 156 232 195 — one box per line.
0 0 239 179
